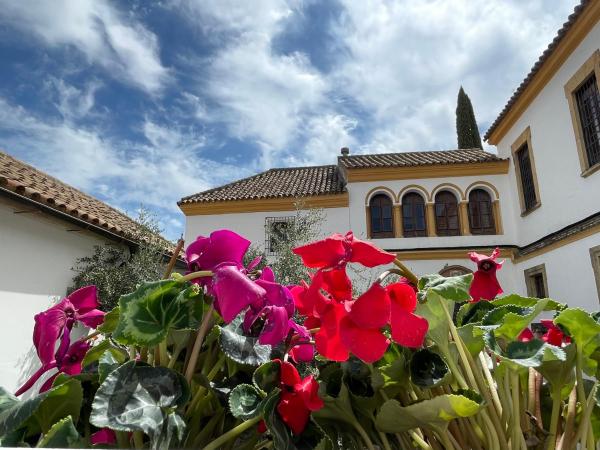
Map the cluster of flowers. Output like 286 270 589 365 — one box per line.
15 286 104 396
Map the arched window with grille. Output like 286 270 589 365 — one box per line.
369 194 394 238
468 189 496 235
402 192 427 237
434 191 460 236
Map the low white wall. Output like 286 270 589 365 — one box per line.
0 200 112 392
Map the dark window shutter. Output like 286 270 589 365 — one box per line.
575 74 600 168
369 194 394 238
516 144 538 211
402 192 427 237
434 191 460 236
468 189 496 235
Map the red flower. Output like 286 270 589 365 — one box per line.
386 282 429 348
293 231 396 270
517 328 534 342
468 248 503 302
541 320 570 346
276 360 323 435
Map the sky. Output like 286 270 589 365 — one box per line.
0 0 579 241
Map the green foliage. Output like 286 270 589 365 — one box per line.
69 207 170 311
456 86 483 149
228 384 262 419
219 313 272 366
409 349 450 388
36 416 80 448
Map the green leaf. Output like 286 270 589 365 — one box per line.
375 394 481 434
219 313 272 366
262 389 296 450
113 280 202 346
253 361 281 394
484 299 552 341
456 301 495 326
33 378 83 434
82 339 127 368
491 294 564 311
537 344 576 395
484 332 565 370
555 308 600 374
97 306 120 334
0 387 47 436
36 416 80 448
415 292 454 355
457 324 485 356
98 350 121 383
410 349 450 388
417 273 473 303
90 361 189 450
229 384 262 420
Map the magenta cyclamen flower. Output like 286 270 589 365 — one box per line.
185 229 250 271
33 286 104 367
15 340 90 396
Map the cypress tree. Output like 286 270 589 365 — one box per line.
456 86 483 149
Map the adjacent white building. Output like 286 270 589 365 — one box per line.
180 0 600 312
0 150 178 391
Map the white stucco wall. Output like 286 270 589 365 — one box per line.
184 207 351 251
495 21 600 246
0 199 113 392
345 173 519 249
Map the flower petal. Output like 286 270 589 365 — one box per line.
67 285 99 312
33 303 68 366
277 391 310 435
91 429 117 445
469 271 503 302
386 282 417 312
257 306 291 346
279 360 302 387
349 283 390 329
77 309 105 329
390 308 428 348
320 267 352 302
290 344 315 363
314 302 349 361
212 265 266 323
339 316 389 363
296 376 324 411
518 328 534 342
347 233 396 267
189 230 250 271
292 234 346 269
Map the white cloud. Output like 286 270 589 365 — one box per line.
0 0 169 94
47 78 103 121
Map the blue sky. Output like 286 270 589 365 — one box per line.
0 0 578 240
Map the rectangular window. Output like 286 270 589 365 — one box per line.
524 264 549 299
265 216 294 255
575 74 600 168
590 245 600 303
516 143 538 212
564 50 600 176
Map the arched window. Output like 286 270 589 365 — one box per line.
369 194 394 238
468 189 496 235
402 192 427 237
435 191 460 236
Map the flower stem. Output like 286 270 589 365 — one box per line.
180 270 213 282
350 419 376 450
393 258 419 286
408 429 433 450
203 416 262 450
547 387 562 450
158 340 169 366
184 303 215 383
573 383 597 449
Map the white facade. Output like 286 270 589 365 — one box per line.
0 198 115 391
183 12 600 313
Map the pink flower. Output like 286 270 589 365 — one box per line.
90 429 117 446
34 286 103 367
15 340 90 396
185 229 250 271
468 248 503 302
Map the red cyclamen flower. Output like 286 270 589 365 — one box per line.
540 320 571 346
468 248 503 302
276 360 323 435
517 328 534 342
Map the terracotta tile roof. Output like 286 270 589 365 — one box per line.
0 149 177 254
179 165 346 204
484 0 590 141
338 148 504 169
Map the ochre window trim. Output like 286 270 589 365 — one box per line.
511 127 541 216
590 245 600 304
564 49 600 177
524 264 549 299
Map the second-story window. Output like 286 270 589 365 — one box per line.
575 73 600 168
369 194 394 238
265 217 294 255
434 191 460 236
515 143 538 212
402 192 427 237
468 189 496 235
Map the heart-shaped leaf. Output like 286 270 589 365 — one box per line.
483 299 552 341
90 361 189 449
97 306 120 334
417 274 473 303
33 378 83 434
410 349 450 388
98 350 121 383
0 387 47 436
484 332 565 370
219 313 272 366
82 339 127 368
36 416 80 448
554 308 600 375
113 280 202 346
456 301 495 326
253 361 281 394
229 384 262 419
375 394 481 433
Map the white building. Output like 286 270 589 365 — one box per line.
0 150 178 391
180 0 600 312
